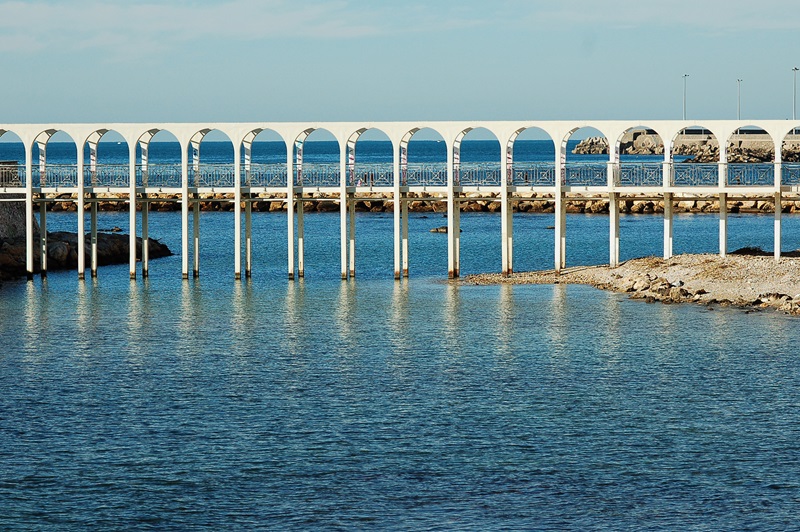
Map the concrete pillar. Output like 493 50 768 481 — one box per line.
39 200 47 277
90 194 98 278
393 143 401 279
181 146 189 279
349 193 355 278
609 192 620 267
500 158 511 276
719 192 727 257
775 191 782 262
193 193 200 278
142 193 149 278
287 148 295 280
340 144 348 280
245 193 252 278
446 141 458 278
77 146 85 280
554 153 565 272
24 143 34 280
402 192 409 277
234 142 242 280
297 196 305 278
663 192 673 259
129 142 137 280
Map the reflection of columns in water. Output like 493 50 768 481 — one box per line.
23 281 42 357
495 283 515 359
546 284 569 357
75 278 94 354
336 281 356 349
443 282 462 351
389 280 410 353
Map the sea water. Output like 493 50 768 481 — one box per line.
1 140 800 529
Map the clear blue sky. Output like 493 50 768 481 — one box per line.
1 0 799 123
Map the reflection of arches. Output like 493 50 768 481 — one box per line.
346 128 392 187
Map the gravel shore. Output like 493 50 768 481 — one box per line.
463 251 800 315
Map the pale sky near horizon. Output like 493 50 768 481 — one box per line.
1 0 799 124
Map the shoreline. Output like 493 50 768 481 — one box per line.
463 251 800 315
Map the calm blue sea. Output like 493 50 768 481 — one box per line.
1 139 800 529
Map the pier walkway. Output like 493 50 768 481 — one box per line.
1 120 799 280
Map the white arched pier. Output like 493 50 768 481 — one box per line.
1 120 798 281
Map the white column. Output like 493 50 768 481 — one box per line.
234 142 242 280
287 147 295 280
129 143 137 280
719 192 727 257
663 192 673 259
90 194 98 278
349 193 355 278
40 200 47 277
609 192 620 267
446 141 457 278
25 143 34 280
402 193 409 277
142 193 149 278
245 193 252 278
500 151 511 276
340 144 348 280
181 145 189 279
77 145 85 280
393 143 401 279
774 191 782 262
554 154 565 272
297 196 305 278
193 193 200 278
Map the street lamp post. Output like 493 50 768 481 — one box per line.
683 74 689 120
794 67 799 121
737 79 742 120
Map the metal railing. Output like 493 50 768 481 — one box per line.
137 164 183 187
403 163 447 187
783 163 800 185
247 163 288 187
511 162 556 186
36 164 79 188
189 164 235 187
618 162 663 187
726 163 774 186
351 163 393 187
457 162 501 186
564 162 607 186
84 164 129 187
0 163 24 187
295 163 340 187
672 163 718 186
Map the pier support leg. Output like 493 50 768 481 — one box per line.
40 199 47 278
349 194 355 278
142 194 149 278
193 194 200 278
454 196 461 278
393 190 401 280
245 194 252 278
609 192 620 268
234 191 242 281
90 194 98 278
554 192 566 272
447 191 460 278
340 193 348 280
77 193 85 280
508 200 513 275
25 183 34 281
501 194 510 276
663 192 673 259
775 191 782 262
719 192 727 258
297 196 305 279
402 194 409 277
287 193 295 280
129 193 136 280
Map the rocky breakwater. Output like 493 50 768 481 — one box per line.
464 250 800 315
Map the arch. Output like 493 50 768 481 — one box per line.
0 130 26 187
781 127 800 186
83 128 130 188
399 127 446 188
347 127 392 188
33 130 78 188
725 125 774 186
508 126 556 187
617 126 665 187
190 128 235 188
453 127 500 187
671 125 720 187
136 129 182 188
563 126 608 187
293 127 340 188
242 128 288 188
